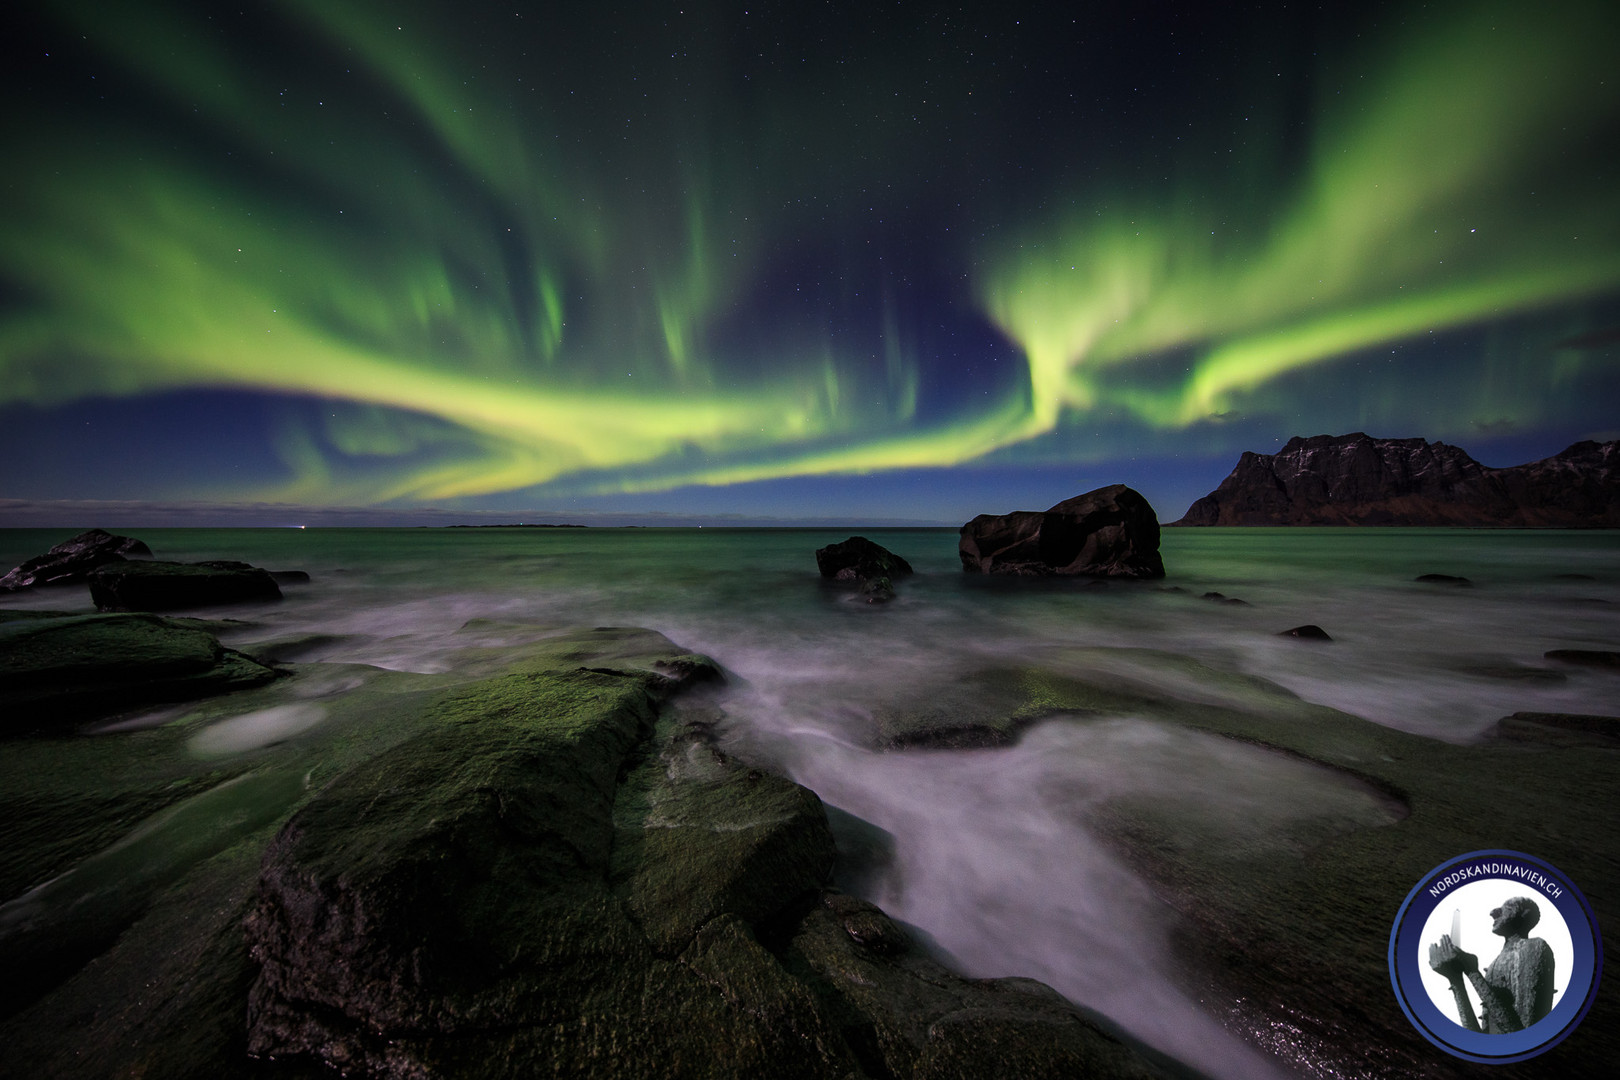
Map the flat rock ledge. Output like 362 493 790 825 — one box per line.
960 484 1165 579
0 610 279 733
245 636 1158 1080
89 559 282 611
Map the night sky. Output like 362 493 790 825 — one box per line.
3 0 1617 524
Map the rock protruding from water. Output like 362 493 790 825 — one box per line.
815 536 914 602
244 641 1157 1080
88 560 282 612
0 611 279 731
1278 624 1333 641
960 484 1165 579
0 529 152 591
1415 574 1472 586
1174 433 1620 526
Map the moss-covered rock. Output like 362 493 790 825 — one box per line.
242 635 1164 1079
2 627 1167 1080
0 611 280 732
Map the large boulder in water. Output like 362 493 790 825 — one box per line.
815 536 914 581
0 529 152 591
0 610 279 732
815 536 913 603
88 559 281 611
959 484 1165 579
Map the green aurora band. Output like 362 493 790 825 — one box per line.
1 0 1616 510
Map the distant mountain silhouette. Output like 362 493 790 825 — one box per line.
1173 433 1620 526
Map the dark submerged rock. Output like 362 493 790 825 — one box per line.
88 559 282 611
1491 712 1620 748
1277 624 1333 641
0 528 152 591
0 611 280 732
1173 432 1620 526
1200 591 1248 605
959 484 1165 579
1544 648 1620 669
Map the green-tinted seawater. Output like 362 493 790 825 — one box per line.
1 525 1616 1079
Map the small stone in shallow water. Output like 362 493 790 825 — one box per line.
1278 624 1333 641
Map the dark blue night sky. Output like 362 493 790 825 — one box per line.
2 0 1617 524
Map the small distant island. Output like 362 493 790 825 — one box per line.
1174 433 1619 527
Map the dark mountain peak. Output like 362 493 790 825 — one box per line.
1175 435 1620 527
1547 440 1619 468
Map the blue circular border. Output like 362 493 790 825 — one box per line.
1388 850 1603 1063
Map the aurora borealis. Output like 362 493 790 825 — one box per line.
3 0 1617 523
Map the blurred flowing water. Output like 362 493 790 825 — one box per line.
3 525 1617 1078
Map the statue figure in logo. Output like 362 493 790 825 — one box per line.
1428 896 1555 1032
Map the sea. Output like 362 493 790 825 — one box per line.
2 525 1617 1079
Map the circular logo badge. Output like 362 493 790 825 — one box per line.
1389 850 1602 1063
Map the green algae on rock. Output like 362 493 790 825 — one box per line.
0 611 280 733
242 632 1162 1080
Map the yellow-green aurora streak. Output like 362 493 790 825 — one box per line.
982 3 1620 436
1 0 1616 508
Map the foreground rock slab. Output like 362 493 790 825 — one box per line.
89 560 282 611
0 611 279 732
960 484 1165 579
0 529 152 591
245 633 1159 1080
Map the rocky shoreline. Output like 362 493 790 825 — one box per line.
0 625 1166 1080
1 525 1615 1079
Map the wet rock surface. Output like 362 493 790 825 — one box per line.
816 535 914 603
959 484 1165 579
1544 648 1620 669
0 611 279 733
0 529 152 591
89 559 283 611
1277 624 1333 641
946 652 1619 1080
1490 711 1620 748
0 627 1164 1080
244 649 1157 1079
1174 433 1620 526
